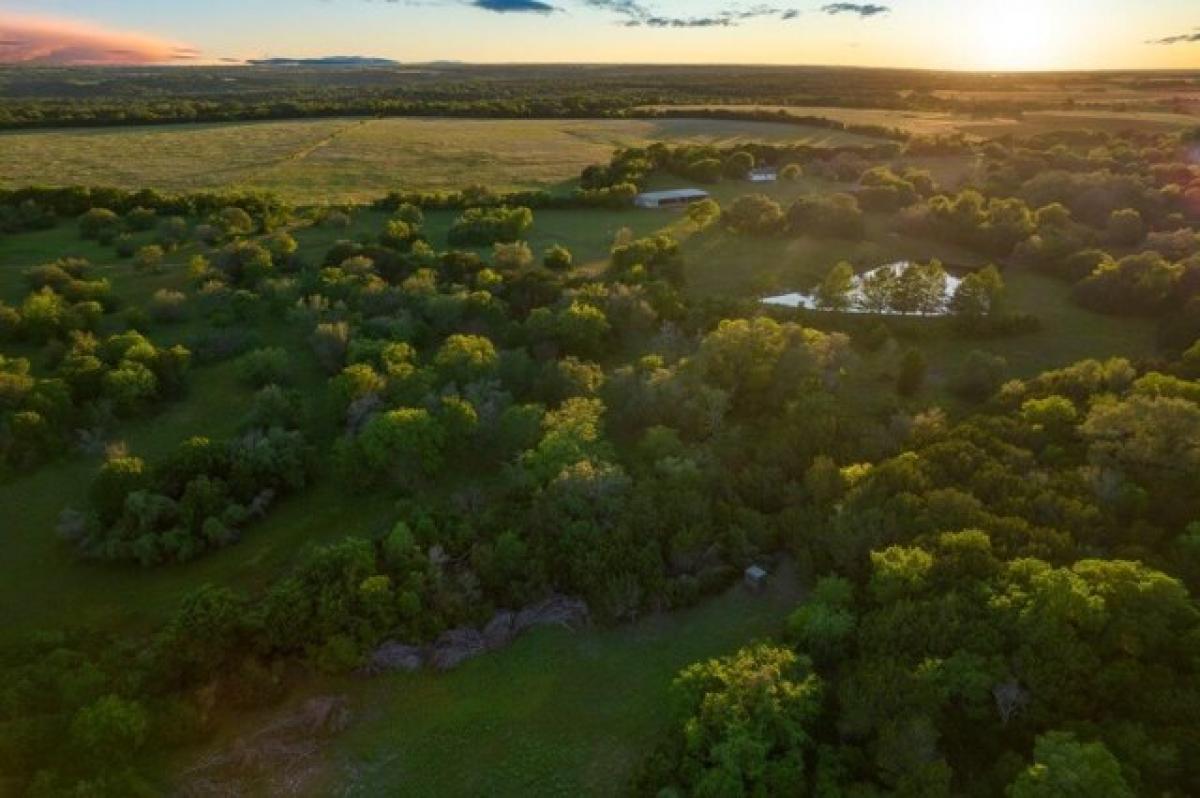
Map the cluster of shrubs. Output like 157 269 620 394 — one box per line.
374 181 638 212
0 258 118 343
723 192 866 239
0 329 191 471
66 428 313 565
446 205 534 246
0 185 288 228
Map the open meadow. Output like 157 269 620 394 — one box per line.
0 116 882 204
641 104 1200 139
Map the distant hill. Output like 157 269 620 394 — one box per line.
247 56 400 67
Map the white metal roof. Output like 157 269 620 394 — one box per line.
636 188 710 201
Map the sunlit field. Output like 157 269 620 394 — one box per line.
0 116 883 203
641 104 1200 138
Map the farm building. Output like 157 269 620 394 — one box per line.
748 167 778 183
634 188 710 209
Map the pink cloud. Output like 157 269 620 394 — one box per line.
0 14 198 65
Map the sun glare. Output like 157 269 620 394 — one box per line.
970 0 1060 70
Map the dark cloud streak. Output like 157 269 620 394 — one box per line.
821 3 889 17
584 0 800 28
471 0 558 13
1147 29 1200 45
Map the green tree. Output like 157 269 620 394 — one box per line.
665 643 824 796
723 150 755 179
434 334 499 385
897 349 928 397
542 244 573 271
1008 732 1133 798
817 261 856 311
360 408 445 476
687 198 721 231
724 193 784 236
1106 208 1146 247
70 694 149 767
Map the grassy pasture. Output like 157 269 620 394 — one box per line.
640 104 1199 138
320 566 803 797
0 116 884 205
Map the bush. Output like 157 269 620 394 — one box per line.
124 206 157 232
724 194 784 236
787 193 864 239
134 245 165 273
76 429 312 564
148 289 188 324
447 206 533 246
79 208 120 242
311 322 350 375
236 347 292 388
543 244 573 271
951 350 1008 402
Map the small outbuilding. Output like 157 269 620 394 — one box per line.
744 564 769 591
634 188 710 209
748 167 778 183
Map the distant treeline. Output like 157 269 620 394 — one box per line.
1 63 1194 131
0 186 290 234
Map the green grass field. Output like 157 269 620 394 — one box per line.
322 567 803 797
0 117 883 205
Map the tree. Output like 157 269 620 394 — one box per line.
659 643 824 796
724 193 784 236
1106 208 1147 248
79 208 121 242
70 694 148 767
311 322 350 375
493 241 533 272
952 266 1005 319
90 456 149 525
1008 732 1133 798
542 244 573 271
723 150 755 179
555 302 611 357
434 334 499 385
781 163 803 181
897 349 927 396
215 206 255 236
951 350 1008 402
686 198 721 230
787 193 864 239
447 206 533 246
1021 395 1078 439
359 408 445 477
788 576 856 664
860 267 898 313
817 261 856 311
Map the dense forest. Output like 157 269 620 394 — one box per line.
1 106 1200 796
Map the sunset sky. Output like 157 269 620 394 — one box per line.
0 0 1197 70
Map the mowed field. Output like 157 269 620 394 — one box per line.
640 104 1200 138
0 116 882 204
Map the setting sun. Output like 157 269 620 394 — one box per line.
970 0 1062 70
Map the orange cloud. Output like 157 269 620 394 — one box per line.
0 14 197 65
